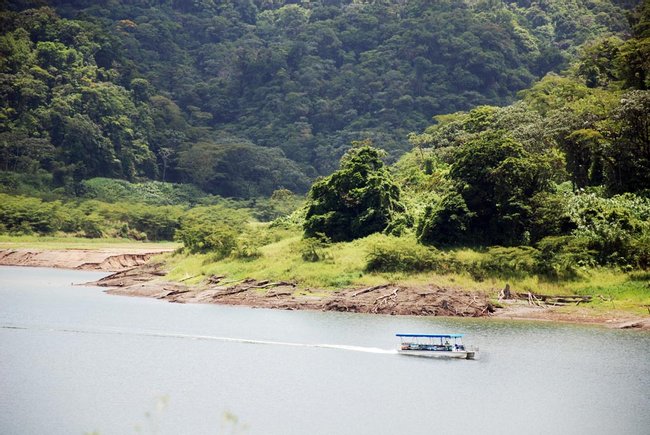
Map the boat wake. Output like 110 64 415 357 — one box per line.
1 324 397 355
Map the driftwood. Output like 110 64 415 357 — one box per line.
351 284 390 297
208 275 226 284
498 284 512 301
266 291 293 298
248 281 295 289
519 291 592 306
212 281 295 299
374 288 398 304
157 288 190 299
212 287 251 298
463 295 479 312
500 286 593 307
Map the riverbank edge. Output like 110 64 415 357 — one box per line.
1 247 648 330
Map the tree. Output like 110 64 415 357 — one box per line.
416 191 474 247
602 90 650 193
304 143 405 242
447 131 553 245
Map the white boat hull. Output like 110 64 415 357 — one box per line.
398 349 476 359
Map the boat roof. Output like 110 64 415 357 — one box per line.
396 333 464 338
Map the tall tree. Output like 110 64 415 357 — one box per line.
304 143 405 242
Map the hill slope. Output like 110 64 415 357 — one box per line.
0 0 635 196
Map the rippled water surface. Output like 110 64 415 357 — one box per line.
1 266 649 435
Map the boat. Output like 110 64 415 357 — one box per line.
396 333 478 359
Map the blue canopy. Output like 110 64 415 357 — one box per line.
396 333 464 338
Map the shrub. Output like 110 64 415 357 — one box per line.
304 145 406 242
299 236 331 262
0 194 60 234
81 213 104 238
127 205 183 241
365 234 459 273
534 236 596 280
175 205 249 255
81 178 208 205
567 193 650 267
417 191 474 246
467 246 539 281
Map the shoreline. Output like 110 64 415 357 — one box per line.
1 247 648 330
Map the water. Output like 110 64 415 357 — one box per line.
1 266 649 435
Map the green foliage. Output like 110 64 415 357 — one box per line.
304 144 406 242
175 205 249 255
534 236 596 280
0 193 60 234
0 192 184 240
364 234 592 282
602 90 650 194
0 0 635 197
467 246 540 281
247 189 304 222
299 236 331 263
177 140 311 197
417 192 474 247
448 130 553 245
80 178 208 206
365 234 459 274
566 193 650 267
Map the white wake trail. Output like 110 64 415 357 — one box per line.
2 324 397 355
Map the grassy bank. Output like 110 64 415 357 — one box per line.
162 225 650 317
2 232 648 317
0 234 179 251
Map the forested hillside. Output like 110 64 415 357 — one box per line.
0 0 636 196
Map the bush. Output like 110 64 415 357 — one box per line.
0 194 60 234
126 205 183 241
567 193 650 267
81 213 104 238
365 234 459 273
81 178 208 205
299 237 331 262
304 145 406 242
175 205 249 255
417 191 474 246
467 246 539 281
534 236 596 280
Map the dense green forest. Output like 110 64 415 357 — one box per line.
0 0 639 196
1 0 649 306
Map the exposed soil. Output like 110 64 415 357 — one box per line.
493 300 650 330
0 248 173 272
1 247 648 330
91 262 650 329
94 263 495 316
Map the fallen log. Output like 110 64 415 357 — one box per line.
212 287 251 298
374 288 398 304
351 284 389 297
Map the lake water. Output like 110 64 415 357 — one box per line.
1 266 649 435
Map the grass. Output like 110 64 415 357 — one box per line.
166 234 372 288
3 231 647 316
0 234 180 250
163 226 650 316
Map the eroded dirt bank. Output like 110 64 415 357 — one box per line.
1 248 648 329
94 263 494 316
90 262 650 329
0 248 173 272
